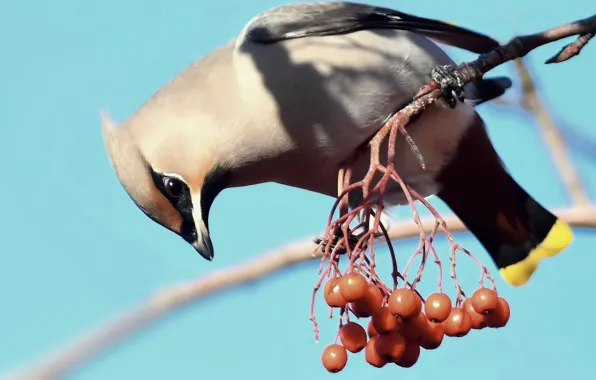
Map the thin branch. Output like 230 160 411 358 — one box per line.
546 33 594 64
402 15 596 165
446 13 595 86
513 59 591 206
6 206 596 380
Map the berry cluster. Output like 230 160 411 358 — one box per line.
320 273 510 373
313 103 511 373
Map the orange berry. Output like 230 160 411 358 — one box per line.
375 331 407 362
388 288 422 320
367 319 379 339
485 297 511 328
372 307 400 334
471 287 499 314
339 322 367 353
420 322 444 350
424 292 452 323
323 278 347 308
321 344 348 373
365 337 388 368
401 311 430 344
463 298 487 329
395 343 421 368
443 307 472 337
350 283 383 318
339 273 368 302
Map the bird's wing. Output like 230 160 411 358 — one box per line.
243 2 500 54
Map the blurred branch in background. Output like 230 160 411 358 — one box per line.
6 28 596 380
513 59 591 206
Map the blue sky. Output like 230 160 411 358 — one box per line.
1 0 595 379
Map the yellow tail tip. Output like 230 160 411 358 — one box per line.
500 219 573 287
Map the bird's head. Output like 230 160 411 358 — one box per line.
100 110 229 261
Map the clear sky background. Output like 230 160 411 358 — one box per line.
1 0 595 379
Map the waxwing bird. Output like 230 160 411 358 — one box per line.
101 1 573 286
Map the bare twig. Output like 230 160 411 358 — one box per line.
546 33 594 64
412 14 596 102
402 14 596 166
475 14 596 72
513 59 591 206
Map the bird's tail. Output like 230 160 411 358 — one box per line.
436 113 573 286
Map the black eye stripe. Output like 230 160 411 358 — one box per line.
150 170 197 244
144 164 231 245
150 171 193 220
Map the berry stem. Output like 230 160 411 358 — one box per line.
311 104 497 340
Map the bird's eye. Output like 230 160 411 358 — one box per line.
163 177 184 198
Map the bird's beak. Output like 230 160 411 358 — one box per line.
191 232 214 261
191 199 214 261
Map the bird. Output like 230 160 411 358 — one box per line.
101 1 573 287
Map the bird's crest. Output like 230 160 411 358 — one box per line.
99 108 156 213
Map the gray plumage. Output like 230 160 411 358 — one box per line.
101 1 512 262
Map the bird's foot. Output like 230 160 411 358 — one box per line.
431 64 466 108
314 232 360 256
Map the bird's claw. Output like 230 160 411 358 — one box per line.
314 232 360 255
431 65 466 108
